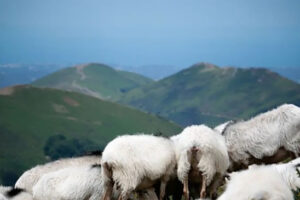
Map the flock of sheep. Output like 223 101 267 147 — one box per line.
1 103 300 200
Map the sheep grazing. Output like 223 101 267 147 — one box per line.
218 158 300 200
15 151 101 194
101 134 176 200
171 125 230 200
32 163 155 200
222 104 300 171
32 164 107 200
217 166 293 200
0 186 33 200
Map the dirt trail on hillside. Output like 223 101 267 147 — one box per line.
71 81 103 99
76 64 88 80
72 64 103 99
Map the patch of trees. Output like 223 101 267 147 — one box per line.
43 134 98 160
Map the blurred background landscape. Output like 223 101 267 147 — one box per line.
0 0 300 185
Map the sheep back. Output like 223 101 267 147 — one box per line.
101 134 176 192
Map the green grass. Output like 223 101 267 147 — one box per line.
0 85 181 184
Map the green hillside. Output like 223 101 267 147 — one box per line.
0 85 180 185
32 63 153 101
121 63 300 126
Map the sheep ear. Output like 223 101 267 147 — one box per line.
295 164 300 177
228 172 237 179
295 163 300 168
224 173 231 183
6 188 24 197
225 177 229 183
224 173 230 179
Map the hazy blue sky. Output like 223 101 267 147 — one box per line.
1 0 300 68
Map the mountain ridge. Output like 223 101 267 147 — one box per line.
31 62 300 126
120 62 300 126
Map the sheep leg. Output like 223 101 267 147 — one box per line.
103 184 113 200
142 188 159 200
150 188 159 200
208 173 222 200
159 181 167 200
160 174 171 200
183 177 189 200
171 180 184 200
200 176 206 199
102 163 113 200
118 191 131 200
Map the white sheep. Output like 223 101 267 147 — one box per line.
171 125 230 200
15 151 101 194
222 104 300 170
32 164 107 200
0 194 5 200
271 157 300 192
218 166 293 200
0 187 9 200
32 163 157 200
101 134 176 200
218 158 300 200
0 186 33 200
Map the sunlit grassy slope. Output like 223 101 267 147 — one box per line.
0 85 181 184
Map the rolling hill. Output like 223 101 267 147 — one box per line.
121 63 300 126
32 63 153 101
0 85 180 185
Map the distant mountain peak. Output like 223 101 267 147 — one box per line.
192 62 219 70
72 63 112 70
121 62 300 126
33 63 154 101
74 63 89 69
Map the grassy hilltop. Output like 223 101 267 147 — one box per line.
33 63 153 101
121 63 300 126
